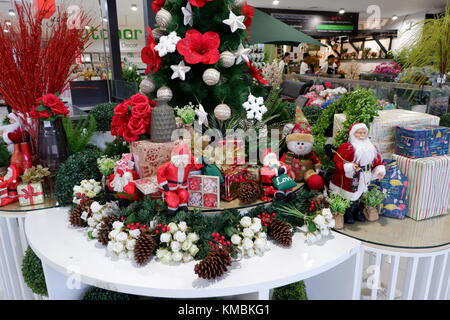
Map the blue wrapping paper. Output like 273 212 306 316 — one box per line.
395 125 449 158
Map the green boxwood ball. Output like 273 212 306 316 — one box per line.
21 247 48 297
83 287 138 300
55 150 102 205
272 281 308 300
90 102 118 132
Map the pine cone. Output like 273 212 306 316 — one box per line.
69 201 93 227
134 232 157 266
97 216 119 246
237 180 262 204
268 219 292 247
194 247 232 280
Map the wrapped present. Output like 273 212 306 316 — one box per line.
130 139 188 179
214 139 245 165
333 110 440 158
393 154 450 220
187 175 220 209
134 176 162 200
18 183 44 206
246 164 260 181
220 165 249 201
395 125 450 158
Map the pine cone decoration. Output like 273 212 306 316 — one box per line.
194 247 232 280
97 216 118 246
268 219 292 247
134 232 157 266
69 201 93 227
237 180 262 204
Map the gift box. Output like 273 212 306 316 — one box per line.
130 139 188 179
395 125 450 158
134 176 162 200
333 110 440 159
214 139 245 165
188 175 220 209
220 165 249 201
18 183 44 206
393 154 450 220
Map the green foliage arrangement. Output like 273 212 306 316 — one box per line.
0 142 10 167
62 115 97 154
361 188 386 207
102 139 130 157
122 64 142 88
303 105 323 127
97 155 118 176
326 192 351 214
272 281 308 300
175 103 197 124
21 247 48 296
82 286 139 300
440 113 450 127
90 102 118 132
55 149 102 205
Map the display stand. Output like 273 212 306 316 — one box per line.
25 207 362 300
0 199 58 300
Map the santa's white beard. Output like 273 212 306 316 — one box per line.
264 156 279 168
171 157 189 168
349 135 377 166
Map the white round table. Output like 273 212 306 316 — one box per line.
25 207 362 300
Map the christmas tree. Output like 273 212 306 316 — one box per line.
141 0 267 116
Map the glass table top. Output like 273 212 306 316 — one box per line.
334 212 450 249
0 198 59 217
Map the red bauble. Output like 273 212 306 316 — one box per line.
188 0 213 7
176 29 220 64
305 173 325 191
141 27 162 74
241 2 254 28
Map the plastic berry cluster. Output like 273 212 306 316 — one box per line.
257 212 277 227
208 232 231 249
126 222 148 231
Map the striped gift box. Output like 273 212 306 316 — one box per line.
393 154 450 220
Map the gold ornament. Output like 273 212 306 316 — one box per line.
155 9 172 28
21 165 50 184
214 104 231 121
202 68 220 86
220 51 236 68
156 86 173 101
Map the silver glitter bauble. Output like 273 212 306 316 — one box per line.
202 68 220 86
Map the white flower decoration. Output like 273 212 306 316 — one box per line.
187 233 199 242
129 229 141 239
172 251 183 262
240 216 252 228
181 239 192 251
246 248 255 257
242 237 253 249
116 232 128 242
160 253 173 264
160 232 172 243
250 222 262 233
155 31 181 57
183 253 194 263
189 244 199 256
254 238 266 250
231 234 242 245
168 222 178 234
112 241 124 253
109 229 119 240
171 241 181 252
126 239 136 251
178 221 188 232
242 228 254 239
174 231 187 243
112 221 124 230
156 248 169 259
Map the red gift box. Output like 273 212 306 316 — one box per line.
220 165 250 201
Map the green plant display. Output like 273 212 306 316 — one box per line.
102 139 130 157
272 281 308 300
90 102 118 132
175 103 197 124
303 105 323 127
62 115 97 154
83 286 139 300
97 155 118 176
21 247 48 296
326 192 351 214
0 142 10 167
122 64 142 88
440 113 450 127
361 188 386 207
55 149 102 205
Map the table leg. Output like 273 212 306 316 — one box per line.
42 263 90 300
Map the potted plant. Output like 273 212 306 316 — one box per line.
361 188 386 221
89 102 118 150
362 48 371 59
326 192 351 229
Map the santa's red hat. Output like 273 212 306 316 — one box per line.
171 143 191 158
286 106 313 143
348 123 368 137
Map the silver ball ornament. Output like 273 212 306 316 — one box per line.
152 27 168 40
202 68 220 86
214 104 231 121
155 9 171 28
220 51 236 68
139 79 155 95
156 86 173 101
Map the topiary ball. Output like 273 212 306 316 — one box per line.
90 102 118 132
21 247 48 296
272 281 308 300
82 286 139 300
55 150 102 205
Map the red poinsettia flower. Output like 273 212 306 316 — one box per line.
246 61 268 85
152 0 165 13
141 27 162 74
176 29 220 64
188 0 213 8
241 2 254 28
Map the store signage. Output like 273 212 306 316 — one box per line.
257 8 359 36
87 28 144 41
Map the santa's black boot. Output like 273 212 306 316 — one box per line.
274 191 286 201
166 208 177 217
344 202 356 224
352 200 366 222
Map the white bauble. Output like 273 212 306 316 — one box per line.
220 51 236 68
214 104 231 121
155 9 171 28
202 68 220 86
139 78 155 95
156 86 173 101
152 27 168 40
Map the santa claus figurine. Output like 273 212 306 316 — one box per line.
0 113 28 152
281 107 324 190
329 123 386 223
260 149 296 201
157 143 203 216
0 165 20 206
107 154 140 205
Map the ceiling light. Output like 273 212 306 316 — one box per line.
103 18 108 22
339 8 345 14
392 15 398 21
272 0 279 5
8 9 15 16
131 4 138 11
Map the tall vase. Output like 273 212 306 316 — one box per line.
10 144 23 173
150 99 177 143
38 118 70 198
20 142 33 171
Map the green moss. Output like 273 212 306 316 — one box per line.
21 247 48 296
82 286 139 300
272 281 308 300
90 102 118 132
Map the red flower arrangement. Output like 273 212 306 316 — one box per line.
151 0 165 13
176 29 220 64
30 94 70 121
246 61 268 85
188 0 213 7
241 2 254 28
141 27 162 74
110 93 155 142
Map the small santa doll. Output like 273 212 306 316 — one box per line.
0 113 29 153
329 123 386 223
260 148 295 201
281 106 324 190
107 154 140 204
157 143 203 216
0 165 20 206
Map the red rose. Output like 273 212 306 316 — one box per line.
40 94 61 108
176 29 220 64
113 102 129 116
189 0 213 7
29 109 40 119
141 27 162 74
130 93 149 105
50 102 69 116
241 2 254 28
127 117 147 136
131 102 152 119
149 99 157 108
122 127 139 142
152 0 165 13
246 61 268 85
38 109 53 119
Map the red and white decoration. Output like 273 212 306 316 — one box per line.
260 149 294 200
